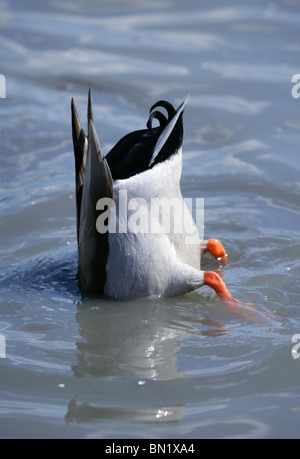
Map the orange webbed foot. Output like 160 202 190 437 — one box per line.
204 239 228 266
204 271 252 307
202 271 276 324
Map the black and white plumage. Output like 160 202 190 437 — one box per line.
71 91 245 304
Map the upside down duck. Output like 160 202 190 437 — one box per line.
71 92 248 306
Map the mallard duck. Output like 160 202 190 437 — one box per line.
71 91 245 304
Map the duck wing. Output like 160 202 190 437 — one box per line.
71 91 113 293
71 96 88 242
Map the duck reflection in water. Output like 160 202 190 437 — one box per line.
65 294 229 425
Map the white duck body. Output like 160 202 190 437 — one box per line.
104 147 203 299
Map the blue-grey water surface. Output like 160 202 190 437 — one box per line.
1 0 300 439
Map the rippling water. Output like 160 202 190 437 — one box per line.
1 0 300 439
